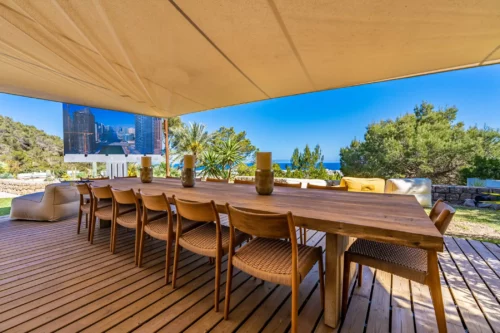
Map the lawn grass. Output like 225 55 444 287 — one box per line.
425 206 500 244
0 198 13 216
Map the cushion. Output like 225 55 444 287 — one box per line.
340 177 385 193
385 178 432 207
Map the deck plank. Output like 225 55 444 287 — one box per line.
1 217 498 332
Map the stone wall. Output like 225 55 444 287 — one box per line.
0 179 58 195
432 185 500 205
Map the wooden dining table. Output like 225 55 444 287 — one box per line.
94 177 443 328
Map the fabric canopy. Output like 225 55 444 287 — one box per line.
1 0 499 117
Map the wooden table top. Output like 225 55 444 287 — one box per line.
95 178 443 251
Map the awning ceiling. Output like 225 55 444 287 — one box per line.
1 0 499 118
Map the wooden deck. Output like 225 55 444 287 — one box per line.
0 216 499 333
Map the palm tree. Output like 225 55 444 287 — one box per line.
216 138 245 180
199 150 224 179
171 122 212 164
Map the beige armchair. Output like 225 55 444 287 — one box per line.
10 183 80 221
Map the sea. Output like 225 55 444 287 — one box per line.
270 160 341 171
172 161 341 171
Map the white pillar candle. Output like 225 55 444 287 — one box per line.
256 152 272 170
141 156 152 167
184 155 195 169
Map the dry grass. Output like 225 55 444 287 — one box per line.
426 206 500 244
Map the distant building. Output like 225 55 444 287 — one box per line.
62 104 72 153
72 107 96 154
135 116 162 154
153 118 162 154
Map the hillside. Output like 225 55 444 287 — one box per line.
0 115 65 176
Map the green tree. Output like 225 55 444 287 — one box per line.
199 150 224 179
287 144 328 179
210 127 257 160
340 102 500 184
170 122 212 163
215 139 246 180
459 156 500 183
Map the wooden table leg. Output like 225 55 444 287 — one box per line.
324 233 355 328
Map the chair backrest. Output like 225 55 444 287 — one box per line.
234 179 254 185
429 199 456 235
90 185 112 200
205 178 229 183
76 183 90 196
141 193 171 212
141 193 172 224
111 188 138 205
226 204 295 240
173 196 219 223
274 181 302 188
306 183 348 191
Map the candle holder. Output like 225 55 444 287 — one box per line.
181 168 196 187
255 169 274 195
140 166 153 183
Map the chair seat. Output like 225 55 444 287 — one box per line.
179 223 248 257
81 199 111 214
95 204 134 220
145 216 202 241
116 209 164 228
347 239 428 283
232 237 322 286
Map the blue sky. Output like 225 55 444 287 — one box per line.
1 64 499 161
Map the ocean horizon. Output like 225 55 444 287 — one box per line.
172 161 341 171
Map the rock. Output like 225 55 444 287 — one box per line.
459 193 472 200
477 202 492 209
491 204 500 210
446 193 460 201
463 199 476 207
466 188 478 194
434 185 449 193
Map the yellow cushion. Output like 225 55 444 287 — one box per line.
340 177 386 193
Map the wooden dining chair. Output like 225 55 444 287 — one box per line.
234 179 254 185
110 188 144 264
138 193 201 283
224 204 324 333
342 199 455 332
171 196 250 312
205 178 229 183
75 183 92 235
89 185 133 244
306 183 348 191
274 181 307 244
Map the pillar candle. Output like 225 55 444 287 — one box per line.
141 156 152 167
184 155 195 169
256 152 272 170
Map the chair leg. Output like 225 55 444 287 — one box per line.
428 251 447 333
224 254 234 320
171 239 181 288
291 274 299 333
165 236 173 284
134 227 140 265
214 253 221 312
303 228 307 244
111 221 118 253
137 227 146 267
85 214 88 228
90 216 97 244
77 209 82 234
358 264 363 287
318 257 325 309
341 254 352 320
